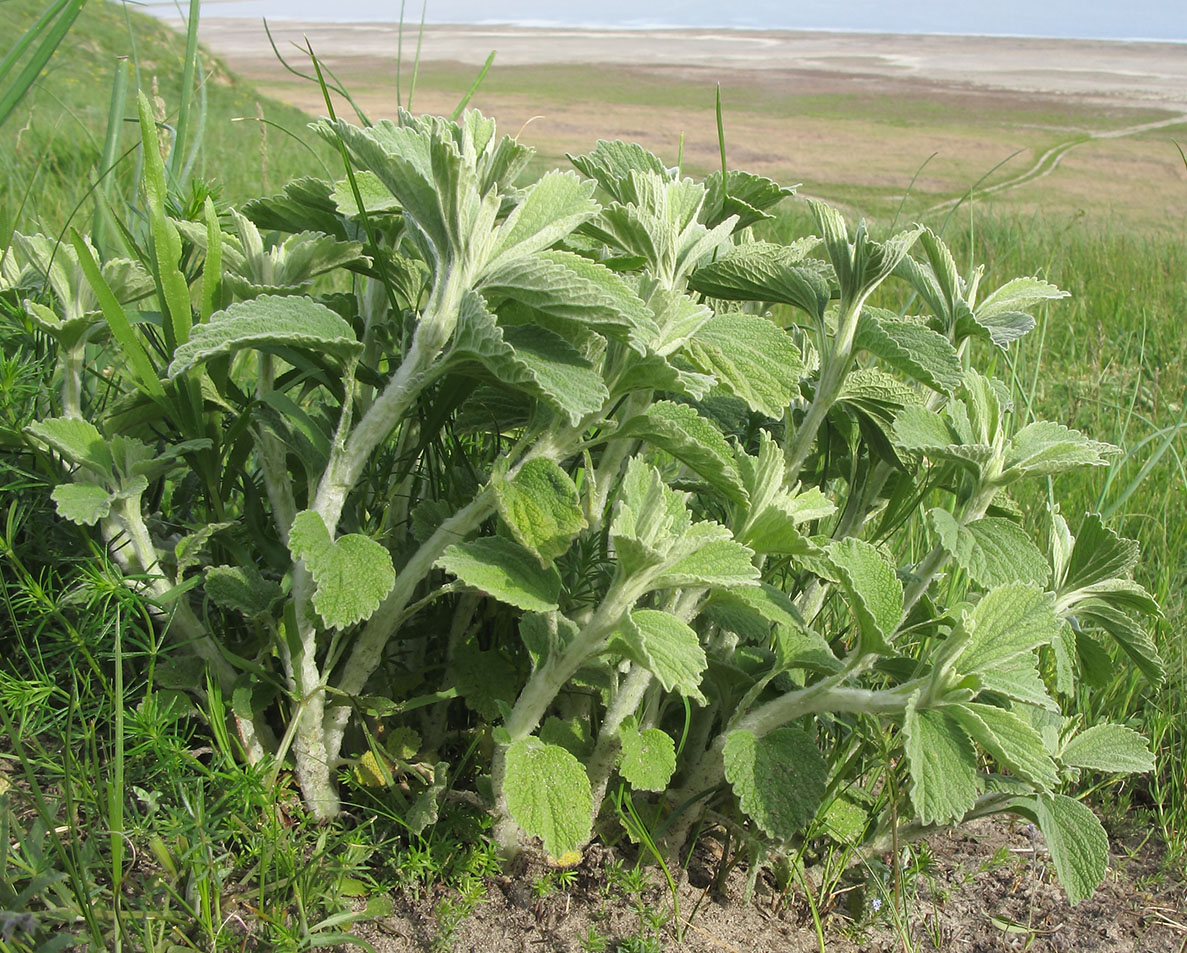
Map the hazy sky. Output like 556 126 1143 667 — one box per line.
148 0 1187 41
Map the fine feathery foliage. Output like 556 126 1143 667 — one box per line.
7 96 1163 912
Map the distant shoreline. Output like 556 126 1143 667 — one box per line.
186 20 1187 112
158 17 1185 45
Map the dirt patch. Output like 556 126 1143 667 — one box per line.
347 814 1186 953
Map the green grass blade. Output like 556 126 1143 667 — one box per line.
69 228 164 399
168 0 201 183
92 55 131 254
715 83 728 194
137 90 192 353
0 0 72 84
405 0 427 113
0 0 87 130
450 50 496 121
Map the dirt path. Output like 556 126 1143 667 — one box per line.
923 112 1187 214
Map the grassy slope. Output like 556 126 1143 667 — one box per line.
0 0 335 240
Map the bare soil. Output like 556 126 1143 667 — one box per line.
346 814 1186 953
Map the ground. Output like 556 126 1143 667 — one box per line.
335 813 1185 952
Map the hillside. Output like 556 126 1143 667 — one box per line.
0 0 332 238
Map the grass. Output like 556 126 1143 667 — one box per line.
0 0 336 242
1 2 1186 948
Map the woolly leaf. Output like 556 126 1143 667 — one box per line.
495 459 587 565
855 309 964 392
723 727 827 840
654 534 760 590
449 291 608 425
903 695 981 825
619 721 676 792
1025 794 1108 905
928 510 1051 588
950 702 1058 789
686 241 831 321
437 537 561 612
611 610 707 703
1003 422 1118 479
168 296 361 378
27 418 113 477
504 738 593 859
826 538 903 656
1060 724 1155 775
484 170 598 269
957 584 1060 674
617 401 746 503
50 483 112 525
684 313 805 418
287 511 395 628
204 565 282 618
479 249 655 348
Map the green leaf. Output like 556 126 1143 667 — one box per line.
1060 724 1155 775
611 610 707 703
957 584 1060 675
407 763 450 836
617 401 746 503
504 738 593 859
495 459 586 566
949 702 1058 789
204 565 281 618
1003 422 1119 479
686 241 831 321
928 510 1051 588
447 291 609 425
701 170 797 231
723 727 827 840
619 722 676 792
1058 514 1139 594
654 531 760 590
453 646 518 721
168 296 362 378
138 92 192 353
540 716 594 759
1024 794 1107 905
50 482 112 525
484 171 598 269
903 694 981 825
287 511 396 629
27 418 113 477
826 538 903 656
479 249 656 349
855 309 964 393
437 537 561 612
952 276 1066 349
977 655 1059 712
684 313 805 418
567 140 670 204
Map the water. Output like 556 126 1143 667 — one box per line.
144 0 1187 42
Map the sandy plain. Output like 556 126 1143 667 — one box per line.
187 19 1187 226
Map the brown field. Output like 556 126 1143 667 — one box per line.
186 20 1187 228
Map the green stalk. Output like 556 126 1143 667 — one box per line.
168 0 201 182
109 603 125 953
93 55 131 254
